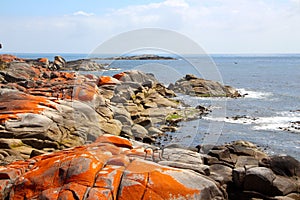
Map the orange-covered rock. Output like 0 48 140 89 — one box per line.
72 83 99 102
113 72 126 80
95 134 133 149
98 76 120 86
0 54 24 63
0 135 225 199
0 90 56 124
38 57 49 63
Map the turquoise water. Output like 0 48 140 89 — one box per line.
7 53 300 160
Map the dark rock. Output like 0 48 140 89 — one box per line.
133 117 152 127
272 175 299 195
209 164 233 185
120 125 133 139
232 167 246 188
260 155 300 177
244 167 276 195
235 156 259 168
208 147 234 164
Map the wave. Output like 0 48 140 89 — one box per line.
203 111 300 133
237 88 273 99
252 111 300 132
203 116 254 124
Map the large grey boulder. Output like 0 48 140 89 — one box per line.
171 74 241 98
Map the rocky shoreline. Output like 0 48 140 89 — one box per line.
0 54 299 200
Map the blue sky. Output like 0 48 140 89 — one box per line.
1 0 300 53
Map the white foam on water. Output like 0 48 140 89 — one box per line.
252 111 300 132
203 111 300 133
174 94 229 102
238 88 273 99
203 116 254 124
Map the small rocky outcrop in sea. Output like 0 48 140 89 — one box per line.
99 54 176 60
170 74 242 98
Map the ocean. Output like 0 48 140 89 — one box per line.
11 53 300 160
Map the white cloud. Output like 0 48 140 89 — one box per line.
104 0 300 53
72 11 94 17
1 0 300 53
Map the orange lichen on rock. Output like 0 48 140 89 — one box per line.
38 57 49 64
72 83 98 102
98 76 120 86
0 91 56 124
118 159 200 200
113 72 126 80
0 54 24 63
95 134 133 149
0 135 206 200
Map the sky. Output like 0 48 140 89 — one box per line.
0 0 300 54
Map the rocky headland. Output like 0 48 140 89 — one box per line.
0 54 299 200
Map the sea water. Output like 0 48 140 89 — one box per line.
12 53 300 160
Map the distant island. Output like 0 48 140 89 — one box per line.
95 54 176 60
